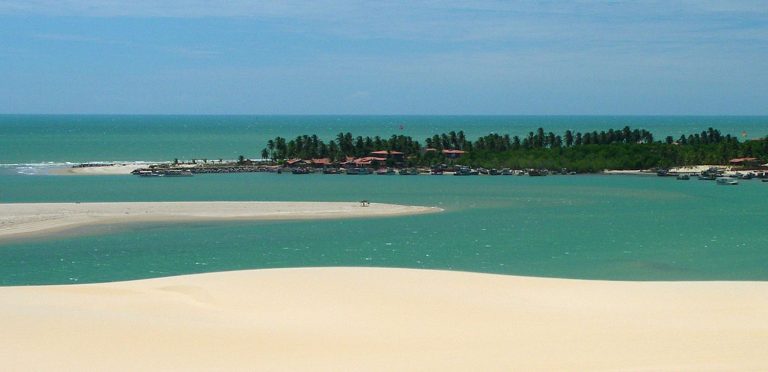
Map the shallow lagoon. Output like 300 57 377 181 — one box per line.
1 172 766 285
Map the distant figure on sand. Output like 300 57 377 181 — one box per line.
360 200 370 207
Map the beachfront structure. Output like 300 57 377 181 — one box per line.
343 156 387 167
285 158 310 167
370 150 405 163
442 149 466 159
423 148 467 159
286 158 334 168
311 158 332 167
729 157 760 167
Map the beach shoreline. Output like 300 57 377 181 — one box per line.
0 267 765 371
50 163 146 175
0 201 441 241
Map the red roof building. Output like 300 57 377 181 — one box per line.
442 149 466 159
311 158 331 166
285 158 308 166
729 157 759 165
370 150 404 155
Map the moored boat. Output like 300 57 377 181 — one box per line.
136 170 162 177
162 169 193 177
346 167 372 175
716 177 738 185
398 168 419 175
453 166 478 176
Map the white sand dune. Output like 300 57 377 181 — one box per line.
0 267 765 371
0 202 440 241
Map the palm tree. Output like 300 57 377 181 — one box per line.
267 139 275 157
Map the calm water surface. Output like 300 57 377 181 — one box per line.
2 115 766 164
1 171 766 285
1 115 766 284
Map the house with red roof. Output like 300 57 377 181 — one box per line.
442 149 466 159
370 150 405 163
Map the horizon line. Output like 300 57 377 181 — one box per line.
2 113 768 117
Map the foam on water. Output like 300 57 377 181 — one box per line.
0 161 168 176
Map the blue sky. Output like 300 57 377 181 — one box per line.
0 1 766 114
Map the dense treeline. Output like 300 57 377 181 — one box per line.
259 127 768 172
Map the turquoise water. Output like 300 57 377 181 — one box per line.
0 115 767 285
1 115 766 164
1 171 767 285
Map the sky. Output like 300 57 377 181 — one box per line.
0 1 766 115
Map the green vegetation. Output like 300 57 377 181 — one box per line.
261 127 768 172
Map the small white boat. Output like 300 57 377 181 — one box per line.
716 177 738 185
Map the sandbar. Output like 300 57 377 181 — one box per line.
0 267 765 371
0 201 441 241
51 164 146 175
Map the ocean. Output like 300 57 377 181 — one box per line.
1 115 767 285
2 115 767 165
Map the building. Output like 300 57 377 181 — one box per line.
442 149 466 159
370 150 405 163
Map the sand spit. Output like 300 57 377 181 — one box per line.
0 202 441 241
52 164 146 175
0 267 766 371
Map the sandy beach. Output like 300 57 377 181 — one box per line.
0 202 440 241
51 164 147 175
0 267 765 371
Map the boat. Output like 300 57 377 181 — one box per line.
398 168 419 175
291 167 311 174
346 167 372 175
453 166 477 176
134 169 193 177
676 174 690 180
528 169 548 176
716 177 738 185
135 170 161 177
376 168 396 175
162 169 193 177
489 169 500 176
